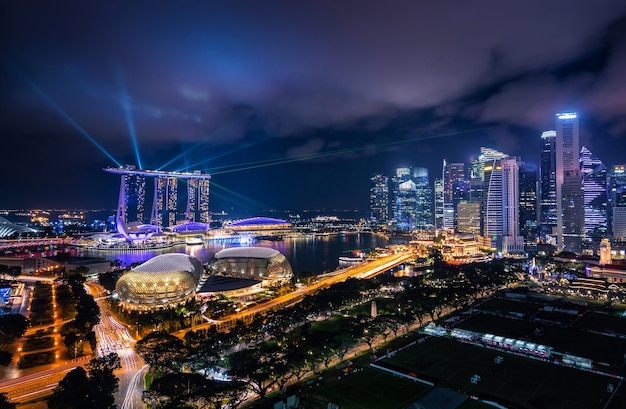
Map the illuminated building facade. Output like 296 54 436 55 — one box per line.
104 167 211 241
115 254 203 311
519 162 538 245
369 173 389 225
456 201 481 234
483 156 524 254
442 161 465 229
610 165 626 239
539 130 557 236
580 146 608 241
555 113 584 253
121 172 146 224
392 167 432 230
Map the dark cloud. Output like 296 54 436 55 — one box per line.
2 1 626 212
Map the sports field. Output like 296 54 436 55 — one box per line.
380 336 616 409
303 366 432 409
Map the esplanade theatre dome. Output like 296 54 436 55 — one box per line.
208 247 293 284
115 254 203 311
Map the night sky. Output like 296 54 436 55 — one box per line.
2 1 626 216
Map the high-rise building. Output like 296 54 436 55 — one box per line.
186 175 211 223
443 161 465 229
392 167 432 230
539 130 557 237
580 146 608 241
483 156 524 254
434 178 444 230
369 174 389 225
519 162 538 245
457 201 481 234
609 165 626 239
121 171 146 224
555 113 584 253
414 167 433 230
155 176 178 228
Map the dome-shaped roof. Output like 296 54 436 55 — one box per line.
208 247 293 282
115 254 203 311
229 217 290 227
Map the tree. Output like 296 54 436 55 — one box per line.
228 345 283 400
135 332 187 373
74 294 100 331
0 314 29 342
0 392 16 409
0 351 12 367
47 367 91 409
48 354 120 409
87 353 121 409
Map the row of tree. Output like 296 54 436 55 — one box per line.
135 259 516 407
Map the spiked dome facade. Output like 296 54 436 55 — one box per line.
115 253 203 311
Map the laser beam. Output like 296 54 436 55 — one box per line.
209 127 487 175
116 69 143 169
25 78 123 167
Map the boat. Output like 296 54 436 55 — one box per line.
185 236 204 245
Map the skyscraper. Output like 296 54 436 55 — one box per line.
555 113 584 253
414 167 433 230
155 176 178 228
186 174 211 224
483 156 524 254
580 146 608 241
369 174 389 225
539 130 557 237
434 178 444 230
121 172 146 224
392 167 432 230
443 161 465 229
519 162 538 245
610 165 626 240
392 168 417 230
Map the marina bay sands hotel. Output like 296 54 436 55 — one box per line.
104 166 211 237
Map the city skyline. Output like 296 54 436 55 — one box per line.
3 2 626 213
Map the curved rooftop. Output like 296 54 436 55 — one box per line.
208 246 293 282
230 217 291 227
115 253 204 311
213 247 281 260
0 216 38 238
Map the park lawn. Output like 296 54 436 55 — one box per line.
305 366 431 409
344 297 396 317
381 336 615 409
476 298 543 316
457 314 534 338
574 311 626 336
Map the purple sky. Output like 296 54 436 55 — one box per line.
2 1 626 215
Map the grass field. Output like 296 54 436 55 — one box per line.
380 336 616 409
302 366 432 409
476 298 543 316
574 311 626 336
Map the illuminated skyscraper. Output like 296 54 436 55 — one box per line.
393 168 417 230
539 130 557 237
120 170 146 224
186 174 211 223
483 156 524 254
442 161 465 229
457 201 481 234
609 165 626 240
369 174 389 225
519 162 538 245
434 178 444 229
155 176 178 228
414 167 433 230
392 167 432 230
556 113 584 253
580 146 608 241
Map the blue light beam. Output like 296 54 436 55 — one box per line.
116 69 143 169
25 79 123 167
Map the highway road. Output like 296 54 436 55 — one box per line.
173 251 413 336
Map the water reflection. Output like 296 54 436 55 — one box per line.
77 233 392 275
